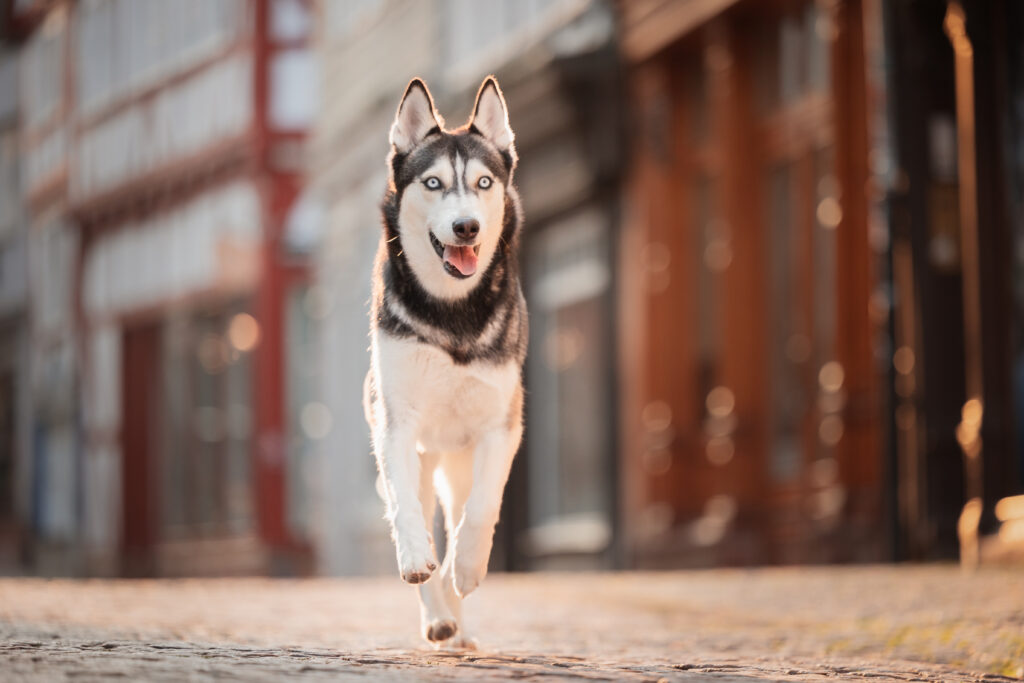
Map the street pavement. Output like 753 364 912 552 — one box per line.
1 566 1022 681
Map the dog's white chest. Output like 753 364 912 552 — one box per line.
373 333 519 453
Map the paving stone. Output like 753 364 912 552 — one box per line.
0 567 1022 681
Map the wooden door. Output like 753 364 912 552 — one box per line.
121 322 160 575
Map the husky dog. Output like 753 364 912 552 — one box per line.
364 76 527 648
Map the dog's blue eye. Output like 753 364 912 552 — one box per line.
423 177 441 190
477 176 492 190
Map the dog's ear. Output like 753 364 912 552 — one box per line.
390 79 442 154
469 77 515 156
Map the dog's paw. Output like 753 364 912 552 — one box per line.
396 536 437 584
452 529 490 597
400 557 437 584
453 556 487 597
423 618 458 643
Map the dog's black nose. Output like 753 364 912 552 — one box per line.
452 218 479 240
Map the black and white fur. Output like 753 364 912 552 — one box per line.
364 76 527 648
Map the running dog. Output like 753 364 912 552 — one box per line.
364 76 527 648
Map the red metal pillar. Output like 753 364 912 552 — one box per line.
251 0 288 549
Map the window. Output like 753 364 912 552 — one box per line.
524 208 613 558
269 49 317 130
74 0 250 115
20 13 65 129
160 303 255 538
757 4 840 481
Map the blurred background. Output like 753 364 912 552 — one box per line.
0 0 1021 578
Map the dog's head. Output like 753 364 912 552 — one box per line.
386 76 517 300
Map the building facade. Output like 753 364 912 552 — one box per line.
0 13 30 574
882 0 1024 560
6 0 317 576
620 0 886 566
2 0 1020 576
618 0 1023 566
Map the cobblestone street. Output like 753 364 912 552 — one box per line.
1 567 1022 681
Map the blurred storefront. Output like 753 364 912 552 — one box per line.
13 1 82 575
883 0 1024 560
0 38 29 573
8 0 318 576
620 0 886 566
1 0 1021 577
619 0 1023 566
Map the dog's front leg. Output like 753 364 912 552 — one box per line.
377 424 437 584
452 425 522 597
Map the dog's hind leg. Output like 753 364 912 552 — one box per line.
375 425 437 584
416 451 458 644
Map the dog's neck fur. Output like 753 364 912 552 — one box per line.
372 189 527 366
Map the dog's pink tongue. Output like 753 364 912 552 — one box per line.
443 245 478 276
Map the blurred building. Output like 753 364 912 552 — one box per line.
4 0 317 576
0 0 1021 577
6 1 82 575
620 0 885 565
618 0 1023 566
0 13 29 574
882 0 1024 561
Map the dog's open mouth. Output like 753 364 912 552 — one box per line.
430 231 481 279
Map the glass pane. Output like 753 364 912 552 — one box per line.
689 58 710 145
159 302 254 538
813 147 838 366
695 174 719 402
192 312 222 531
554 297 608 517
756 3 832 112
814 147 840 459
768 163 802 480
526 212 612 531
527 294 560 525
223 311 253 535
779 13 805 104
754 19 780 113
286 287 315 542
807 2 832 93
160 314 190 532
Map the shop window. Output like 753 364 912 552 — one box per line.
285 285 326 543
694 173 720 407
524 209 613 560
160 302 255 539
758 2 840 481
756 1 833 113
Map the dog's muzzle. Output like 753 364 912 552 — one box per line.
430 231 481 279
